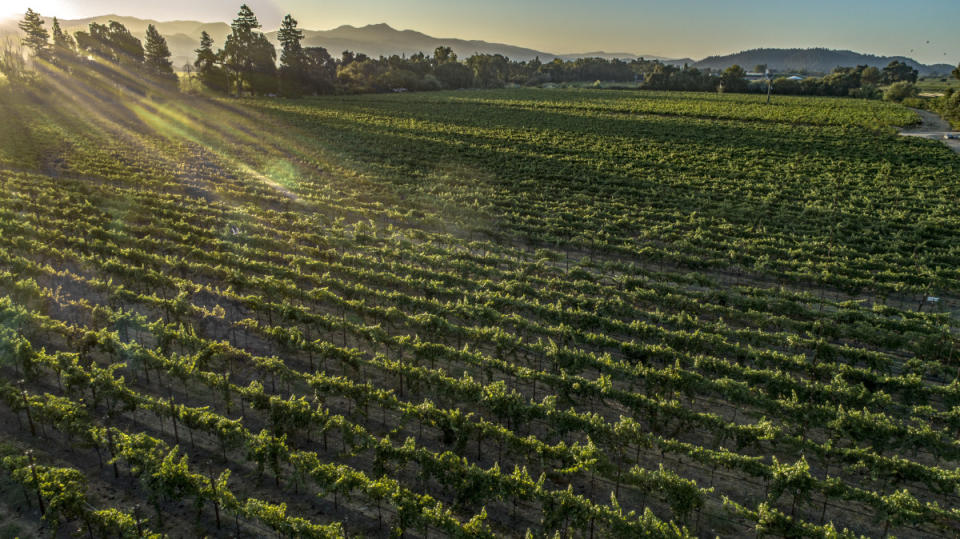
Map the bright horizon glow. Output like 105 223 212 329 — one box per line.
3 0 959 65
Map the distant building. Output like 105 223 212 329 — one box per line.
746 72 776 81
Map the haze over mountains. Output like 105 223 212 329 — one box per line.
0 14 953 76
694 48 954 77
0 14 683 69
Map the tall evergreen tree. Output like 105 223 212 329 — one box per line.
18 8 50 59
51 17 76 54
277 14 307 97
222 4 263 96
194 31 228 92
144 24 175 80
195 31 216 71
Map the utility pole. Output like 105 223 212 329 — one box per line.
766 68 772 104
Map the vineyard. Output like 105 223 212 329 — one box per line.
1 71 960 538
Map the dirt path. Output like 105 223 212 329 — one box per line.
899 108 960 153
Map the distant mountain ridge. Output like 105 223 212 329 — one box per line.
694 48 954 76
0 15 951 76
284 22 561 64
270 24 691 65
0 14 688 69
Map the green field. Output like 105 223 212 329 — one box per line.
916 77 960 95
1 80 960 538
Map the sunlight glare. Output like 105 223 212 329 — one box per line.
3 1 77 20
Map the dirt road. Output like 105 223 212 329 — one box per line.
898 108 960 153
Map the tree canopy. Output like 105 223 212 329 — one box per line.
76 21 145 65
51 18 76 56
278 14 307 97
10 3 933 103
222 4 277 95
18 9 50 59
194 31 229 92
881 61 918 84
721 64 748 92
144 24 175 80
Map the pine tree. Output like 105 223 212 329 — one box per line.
194 31 216 72
18 9 50 59
221 5 275 96
143 24 175 80
51 17 76 54
232 4 260 38
109 21 144 64
193 31 228 92
277 14 306 97
223 4 260 96
277 15 304 68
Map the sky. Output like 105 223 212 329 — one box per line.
4 0 960 64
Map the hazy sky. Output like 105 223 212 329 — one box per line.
5 0 960 64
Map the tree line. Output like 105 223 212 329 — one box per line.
188 5 928 99
4 5 952 101
189 5 668 96
10 8 176 85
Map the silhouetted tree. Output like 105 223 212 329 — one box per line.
304 47 337 94
18 9 50 59
223 4 257 95
278 14 307 97
222 4 276 95
51 17 76 59
76 21 144 65
194 31 228 92
144 24 175 81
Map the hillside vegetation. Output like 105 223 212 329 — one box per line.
694 48 953 77
1 58 960 538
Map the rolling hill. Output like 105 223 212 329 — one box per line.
1 15 951 75
285 22 558 63
0 14 686 69
694 47 954 76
